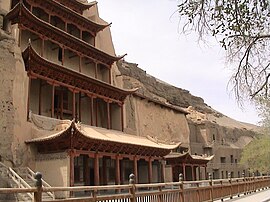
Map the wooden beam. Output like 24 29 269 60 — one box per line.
79 92 81 122
90 96 94 126
27 77 32 120
72 91 76 119
38 80 42 115
79 55 82 72
94 153 100 186
109 68 112 84
148 158 153 183
183 163 186 181
121 104 124 132
115 155 120 185
51 85 55 118
191 165 195 181
28 72 123 105
69 151 75 187
60 90 63 119
95 62 98 79
95 98 98 127
61 47 65 66
133 157 138 183
107 101 111 129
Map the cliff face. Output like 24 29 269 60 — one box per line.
0 27 32 167
118 60 216 114
0 29 16 165
117 60 258 150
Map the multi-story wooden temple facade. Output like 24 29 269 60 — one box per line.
3 0 188 188
1 0 243 195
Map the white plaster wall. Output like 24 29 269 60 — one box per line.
164 166 173 183
131 97 190 145
36 154 70 198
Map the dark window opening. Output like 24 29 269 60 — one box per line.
220 157 226 163
58 48 63 62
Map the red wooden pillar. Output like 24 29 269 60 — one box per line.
79 55 82 73
62 47 65 66
109 68 112 84
60 90 63 119
79 92 81 122
90 96 94 126
183 163 186 181
94 153 100 186
120 103 124 132
95 62 98 79
27 76 32 120
115 155 121 185
133 157 138 183
72 91 76 119
51 85 55 118
106 101 111 129
69 151 74 187
148 158 153 183
191 165 195 181
95 99 98 127
38 80 42 115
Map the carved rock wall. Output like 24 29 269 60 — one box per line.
0 28 32 167
117 60 258 152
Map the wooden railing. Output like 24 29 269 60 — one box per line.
0 172 269 202
25 167 55 199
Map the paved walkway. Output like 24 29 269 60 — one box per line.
217 188 270 202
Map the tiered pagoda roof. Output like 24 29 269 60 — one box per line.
54 0 96 14
26 118 180 157
23 44 136 103
165 152 214 165
6 3 124 66
16 0 108 36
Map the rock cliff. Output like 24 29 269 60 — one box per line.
117 60 259 149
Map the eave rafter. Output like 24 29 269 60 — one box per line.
28 122 174 158
54 0 96 14
6 3 125 66
165 152 213 165
22 45 136 103
24 0 109 35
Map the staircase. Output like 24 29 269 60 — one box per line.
14 167 55 201
0 163 55 201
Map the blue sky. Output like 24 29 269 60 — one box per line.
96 0 260 125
